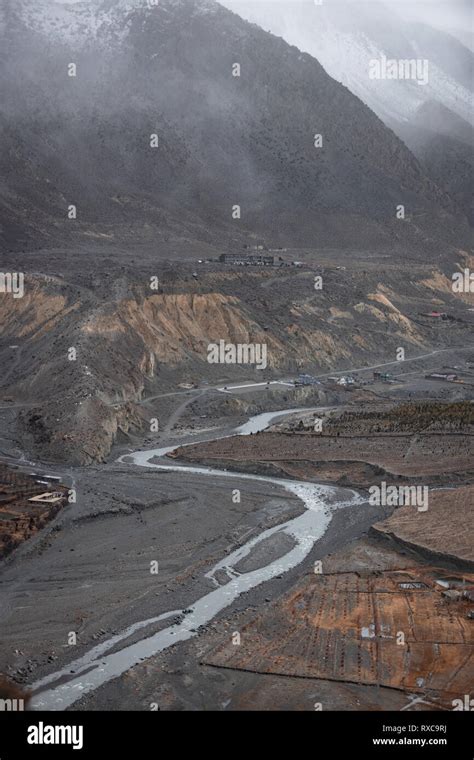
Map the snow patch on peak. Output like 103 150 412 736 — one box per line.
223 0 473 126
15 0 220 47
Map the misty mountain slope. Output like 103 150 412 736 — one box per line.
0 0 468 253
224 0 473 127
410 101 474 146
396 102 474 225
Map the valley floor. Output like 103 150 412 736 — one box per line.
0 369 472 710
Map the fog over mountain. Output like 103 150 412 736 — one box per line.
1 0 468 254
399 0 473 51
223 0 473 126
222 0 474 225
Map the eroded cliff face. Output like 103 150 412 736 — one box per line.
82 292 283 367
0 262 471 464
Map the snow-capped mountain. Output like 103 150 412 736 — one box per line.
223 0 473 127
2 0 219 47
1 0 146 50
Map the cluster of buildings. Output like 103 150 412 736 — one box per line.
217 253 304 268
328 375 356 387
436 577 474 617
218 252 275 267
294 374 322 387
373 371 394 383
425 372 458 382
294 374 358 388
0 466 67 559
419 311 449 320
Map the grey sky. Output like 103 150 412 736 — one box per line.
50 0 474 42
